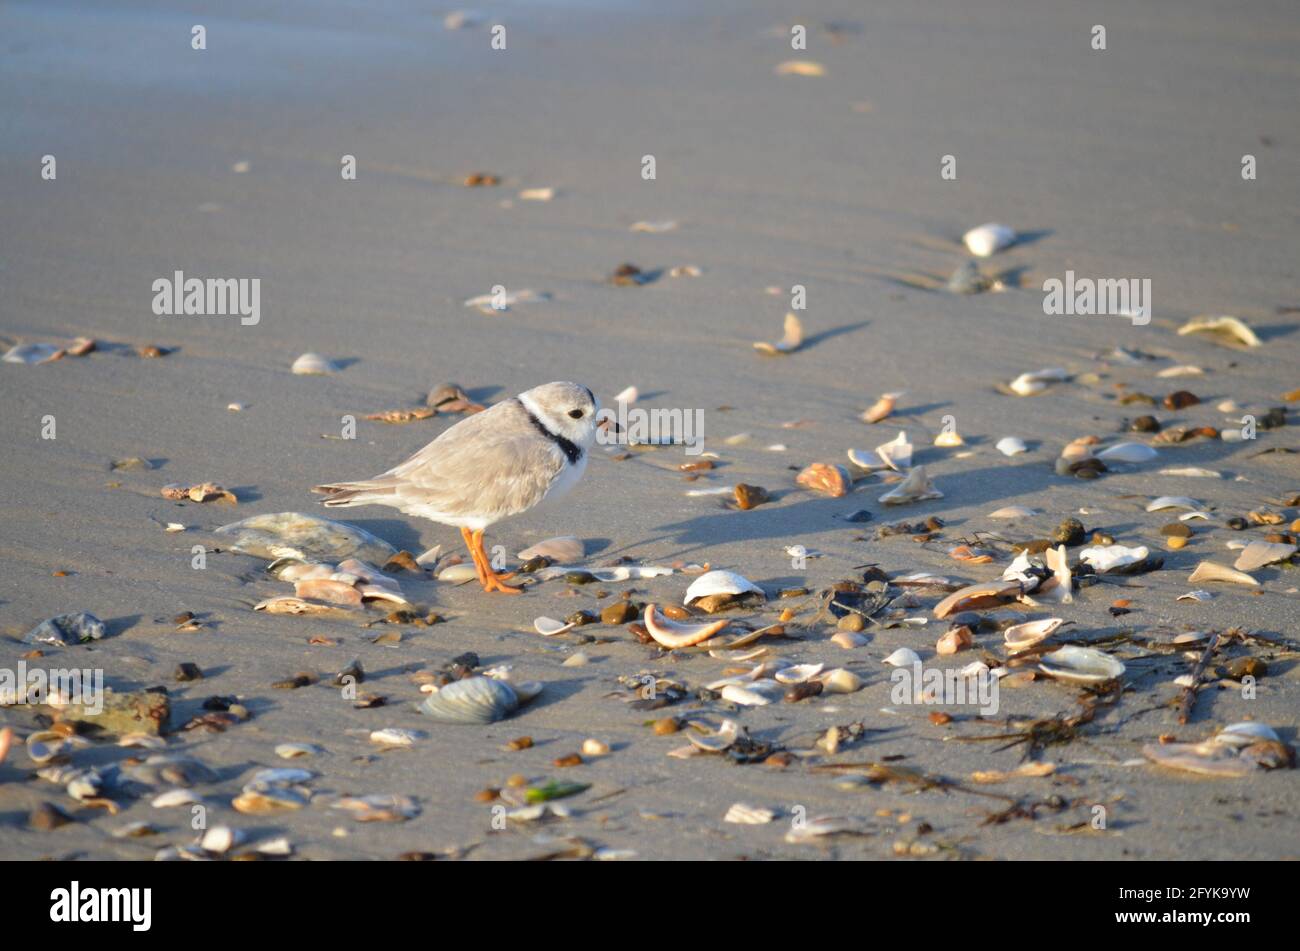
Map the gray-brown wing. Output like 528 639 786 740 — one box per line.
378 399 566 519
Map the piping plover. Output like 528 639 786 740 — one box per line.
313 381 599 593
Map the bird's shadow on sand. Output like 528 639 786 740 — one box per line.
648 437 1254 556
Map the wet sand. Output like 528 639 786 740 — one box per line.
1 0 1299 859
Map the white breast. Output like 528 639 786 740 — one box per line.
540 452 587 507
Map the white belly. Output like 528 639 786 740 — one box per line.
540 454 587 507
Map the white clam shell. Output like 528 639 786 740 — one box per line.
878 465 942 505
883 648 921 667
369 728 425 747
1176 314 1261 348
988 505 1036 519
996 437 1027 456
1095 442 1158 463
818 668 863 694
687 719 738 752
1079 544 1150 573
684 570 765 603
725 803 776 824
1146 495 1200 512
533 616 576 637
291 352 338 375
962 222 1016 257
721 681 783 706
417 676 529 724
1142 741 1254 777
1233 540 1296 572
1003 617 1064 651
1214 722 1281 748
1037 646 1125 684
644 604 729 649
775 663 824 684
1187 561 1258 587
437 563 480 584
875 431 912 471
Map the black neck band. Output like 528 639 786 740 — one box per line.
525 408 583 465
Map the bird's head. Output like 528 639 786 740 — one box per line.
520 381 601 448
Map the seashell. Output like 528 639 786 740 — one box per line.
937 626 974 655
1146 495 1199 512
534 616 576 637
613 385 638 404
1042 545 1073 604
26 731 70 765
519 187 555 201
785 816 856 843
1187 561 1258 587
775 60 826 77
878 465 942 505
463 288 549 313
293 578 363 606
796 462 850 497
1157 365 1205 378
418 676 536 725
291 352 338 375
358 583 408 604
862 391 903 424
733 483 769 509
988 505 1036 519
687 719 739 752
126 755 219 788
1003 618 1064 651
845 448 878 470
643 605 729 649
3 342 64 364
996 437 1028 456
753 312 804 355
331 794 420 822
1008 367 1068 396
199 826 244 854
1142 741 1254 778
721 682 783 706
875 431 912 471
933 429 964 447
947 260 991 295
152 789 203 808
1159 467 1221 478
437 563 480 584
256 837 294 856
1095 442 1158 463
832 631 868 649
818 668 862 693
962 222 1016 257
1177 589 1213 602
1233 540 1296 572
517 536 583 563
1079 544 1150 573
1177 314 1261 348
933 579 1022 618
684 570 764 604
883 648 921 668
1037 646 1125 684
275 743 322 759
775 663 824 684
582 738 610 756
216 511 397 564
725 803 776 824
369 728 425 747
24 612 106 646
1214 722 1281 749
253 596 352 616
0 727 10 766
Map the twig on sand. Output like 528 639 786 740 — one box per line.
1176 630 1225 725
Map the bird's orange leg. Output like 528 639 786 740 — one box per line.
472 529 523 594
460 526 487 584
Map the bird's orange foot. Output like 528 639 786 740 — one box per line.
480 570 523 594
471 528 524 594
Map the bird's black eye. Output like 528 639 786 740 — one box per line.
568 409 584 419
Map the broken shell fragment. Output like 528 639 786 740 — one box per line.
216 512 397 564
875 431 913 471
1008 368 1068 396
417 676 538 725
687 719 739 752
862 392 903 424
534 616 577 637
1079 544 1151 574
1188 561 1258 587
1214 722 1281 749
818 668 863 693
878 465 942 505
962 222 1016 257
1177 314 1261 348
1147 496 1200 513
1038 646 1125 685
796 462 850 497
1233 540 1296 572
24 612 106 646
724 803 776 824
643 604 729 649
753 312 804 355
517 536 583 563
291 352 338 375
933 580 1022 618
1142 741 1255 778
721 682 783 706
988 505 1037 519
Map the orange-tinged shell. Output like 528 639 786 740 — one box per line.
796 463 850 498
643 604 729 649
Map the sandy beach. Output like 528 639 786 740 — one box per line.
2 0 1299 861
